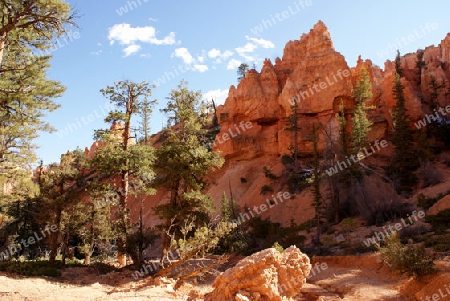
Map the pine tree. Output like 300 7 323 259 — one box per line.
428 75 441 111
153 80 224 256
351 68 373 152
311 124 323 244
92 80 156 265
391 71 418 193
285 97 300 170
39 149 86 265
138 98 157 143
0 0 76 207
237 63 249 83
395 50 403 77
416 50 425 85
337 99 349 159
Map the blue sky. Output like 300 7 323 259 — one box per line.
37 0 450 164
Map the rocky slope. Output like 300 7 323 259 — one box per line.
77 21 450 228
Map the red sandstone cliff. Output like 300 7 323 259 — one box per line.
48 21 450 228
215 21 450 161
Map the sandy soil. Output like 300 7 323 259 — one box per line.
1 254 449 301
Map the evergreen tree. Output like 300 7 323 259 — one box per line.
428 75 441 111
351 68 373 152
0 0 76 207
337 99 349 159
153 80 224 256
285 97 300 170
92 80 156 265
311 124 323 244
237 63 249 83
415 50 425 85
138 98 157 143
391 72 418 193
395 50 403 77
40 149 86 266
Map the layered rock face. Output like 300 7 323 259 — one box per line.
215 21 450 159
204 246 311 301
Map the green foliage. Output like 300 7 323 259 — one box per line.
237 63 249 83
425 209 450 234
428 75 442 111
415 128 434 162
260 185 273 195
339 218 358 233
377 232 435 277
286 172 312 194
153 81 224 255
172 220 236 260
425 234 450 252
416 50 425 85
352 68 373 152
0 260 62 277
395 50 403 77
92 80 157 258
285 97 300 170
311 124 324 242
272 242 284 253
391 67 418 193
337 99 350 159
0 0 76 201
417 191 450 210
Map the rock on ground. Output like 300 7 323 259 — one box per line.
204 246 311 301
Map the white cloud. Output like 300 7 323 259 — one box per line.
108 23 176 45
235 42 258 56
203 89 229 106
193 64 208 72
208 48 221 58
246 36 275 48
172 48 210 73
227 59 242 70
173 47 194 65
123 44 141 57
208 48 233 59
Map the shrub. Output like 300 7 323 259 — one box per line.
425 209 450 234
260 185 273 195
240 177 247 183
339 218 358 233
425 234 450 252
377 232 435 277
272 242 285 253
417 193 439 210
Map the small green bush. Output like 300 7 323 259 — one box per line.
0 260 62 277
272 242 285 253
260 185 273 195
425 234 450 252
339 218 359 233
425 209 450 234
378 232 435 277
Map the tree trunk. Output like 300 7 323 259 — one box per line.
49 208 62 265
